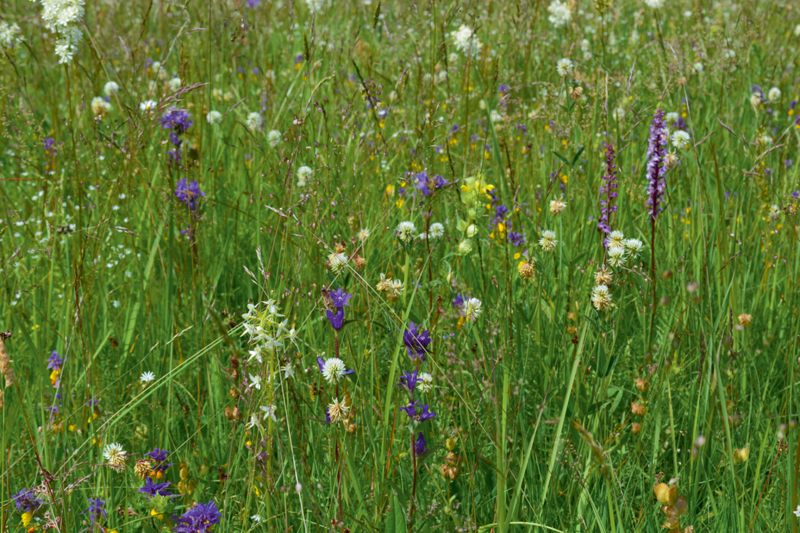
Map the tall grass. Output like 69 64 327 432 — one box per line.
1 1 799 532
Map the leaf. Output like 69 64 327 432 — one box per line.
552 151 569 165
571 145 586 166
385 496 407 533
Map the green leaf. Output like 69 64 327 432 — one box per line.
552 151 569 165
571 145 586 166
385 496 407 533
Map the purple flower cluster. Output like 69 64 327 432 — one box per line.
172 501 222 533
175 178 205 211
415 170 449 197
598 143 618 244
400 400 437 423
402 321 431 361
325 287 352 330
83 498 106 523
12 488 44 513
160 108 193 162
48 350 63 371
44 137 56 156
138 477 175 499
646 109 668 221
145 447 173 472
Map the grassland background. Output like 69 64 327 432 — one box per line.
1 0 800 532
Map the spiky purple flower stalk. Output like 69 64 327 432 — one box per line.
598 143 618 246
646 108 668 221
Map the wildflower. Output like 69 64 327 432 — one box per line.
734 447 749 463
38 0 84 64
138 477 174 499
160 108 193 134
452 25 482 56
145 448 172 472
403 322 432 361
738 314 751 327
646 109 668 220
768 87 781 102
461 297 483 321
518 261 535 280
429 223 445 238
399 400 437 423
0 22 22 52
768 204 780 219
377 274 404 301
598 144 618 244
508 231 526 247
644 0 665 8
172 501 222 533
206 110 222 124
608 246 626 267
417 373 434 393
248 373 261 390
104 81 119 96
317 357 354 384
547 0 572 28
794 505 800 518
327 398 349 424
549 197 567 215
305 0 329 12
139 100 158 112
91 97 112 116
665 112 679 125
260 404 277 422
664 151 679 170
671 130 690 149
415 170 449 196
327 252 349 274
396 221 416 244
103 443 126 467
608 231 625 248
398 369 419 392
175 178 205 211
591 285 614 311
297 166 313 187
12 489 44 513
140 371 155 384
595 265 612 286
169 77 181 92
83 498 106 524
623 239 644 258
539 230 557 252
415 433 428 456
246 112 263 130
556 58 574 77
134 459 152 479
631 402 646 416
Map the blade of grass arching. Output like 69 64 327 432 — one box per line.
540 311 588 507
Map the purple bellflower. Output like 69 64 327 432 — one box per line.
175 178 205 211
402 322 432 361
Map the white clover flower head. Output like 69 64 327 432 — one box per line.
417 372 434 394
139 100 158 112
556 58 574 77
452 25 482 56
327 398 350 423
665 112 679 126
644 0 665 8
539 230 558 252
328 252 349 273
591 284 614 311
608 246 626 267
429 223 445 238
608 230 625 248
357 228 370 241
296 165 313 187
623 238 644 258
247 112 263 131
206 110 222 124
768 204 781 219
462 297 483 321
104 81 119 97
169 77 182 92
397 221 416 243
550 197 566 215
457 239 473 255
672 130 691 150
750 92 762 110
322 358 347 384
267 129 282 147
91 96 112 116
768 87 781 102
140 371 156 384
548 0 572 28
103 443 126 467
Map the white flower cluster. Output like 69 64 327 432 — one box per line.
547 0 572 28
0 21 22 51
606 230 644 267
39 0 85 64
452 25 482 56
242 299 298 363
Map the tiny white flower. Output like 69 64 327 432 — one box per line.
429 223 445 238
169 77 182 92
417 372 434 393
104 81 119 96
282 363 295 379
608 230 625 248
768 204 781 219
794 505 800 518
693 62 704 74
140 371 156 384
623 239 644 258
207 110 222 124
139 100 158 112
260 404 277 422
357 228 370 241
246 414 260 430
452 25 482 56
548 0 572 28
249 373 262 390
297 165 313 187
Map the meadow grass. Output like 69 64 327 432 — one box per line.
1 0 800 532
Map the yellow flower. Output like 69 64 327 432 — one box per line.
22 512 33 527
151 508 164 520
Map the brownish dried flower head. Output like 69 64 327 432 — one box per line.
518 261 535 281
631 402 646 416
738 314 752 327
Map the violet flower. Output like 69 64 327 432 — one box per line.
646 109 668 221
399 400 437 422
326 288 352 331
145 448 173 472
172 501 222 533
160 108 193 134
12 489 44 513
398 369 419 392
44 138 56 156
598 143 618 245
415 170 449 197
83 498 106 524
415 432 428 456
402 322 431 361
47 350 63 371
138 478 175 499
175 178 205 211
